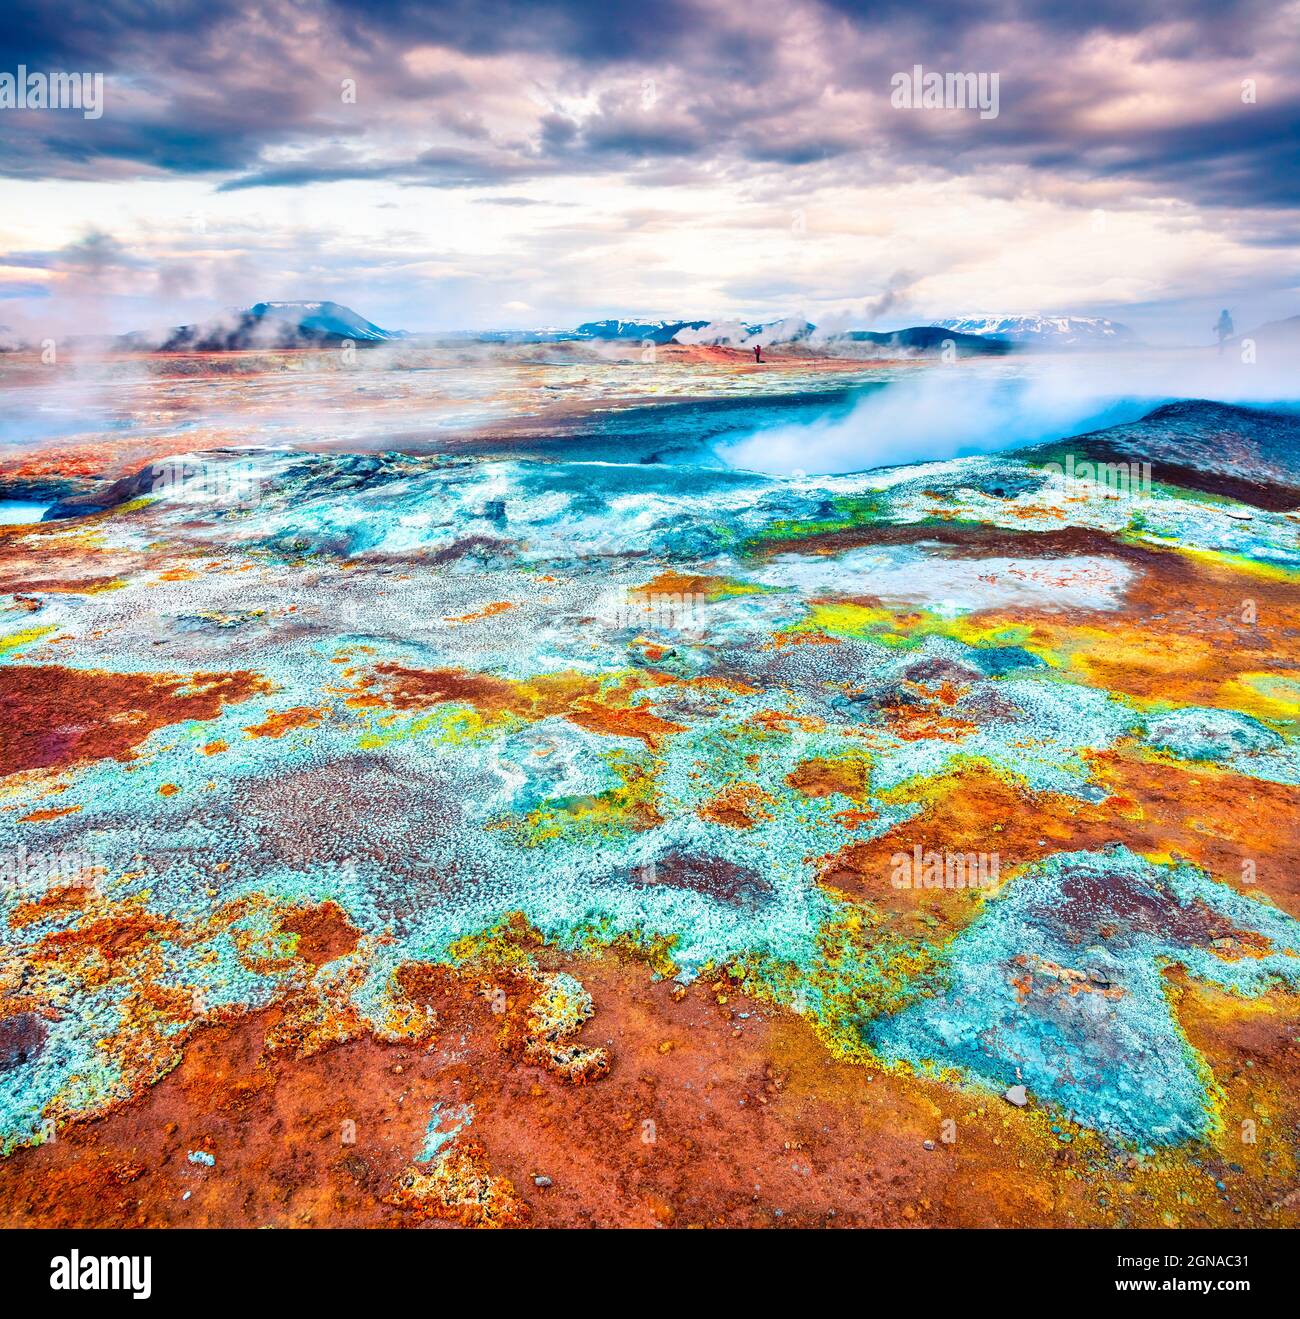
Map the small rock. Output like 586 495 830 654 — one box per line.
1003 1084 1029 1108
534 1175 552 1188
923 1140 936 1151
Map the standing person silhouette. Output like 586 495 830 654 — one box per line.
753 343 763 364
1214 309 1234 354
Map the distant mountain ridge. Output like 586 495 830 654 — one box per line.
840 326 1013 355
933 315 1136 346
465 317 1010 352
115 307 1035 355
100 303 1212 354
572 319 711 344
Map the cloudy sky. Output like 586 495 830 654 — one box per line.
0 0 1297 341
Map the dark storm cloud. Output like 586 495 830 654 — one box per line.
323 0 704 62
877 59 1300 212
0 0 366 181
741 137 861 167
0 0 241 68
819 0 1277 53
0 0 1295 220
579 118 711 160
1 113 295 181
1079 104 1300 209
217 143 577 192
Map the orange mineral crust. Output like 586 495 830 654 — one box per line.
819 754 1300 923
0 665 273 775
1 951 1296 1229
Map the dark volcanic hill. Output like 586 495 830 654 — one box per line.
130 301 406 352
1231 315 1300 351
841 326 1015 356
1019 400 1300 510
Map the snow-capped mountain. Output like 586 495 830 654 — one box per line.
572 319 710 344
676 318 817 346
933 315 1136 346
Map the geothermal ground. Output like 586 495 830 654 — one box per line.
1 346 1298 1228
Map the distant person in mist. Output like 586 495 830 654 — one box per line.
753 343 763 363
1214 309 1234 354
